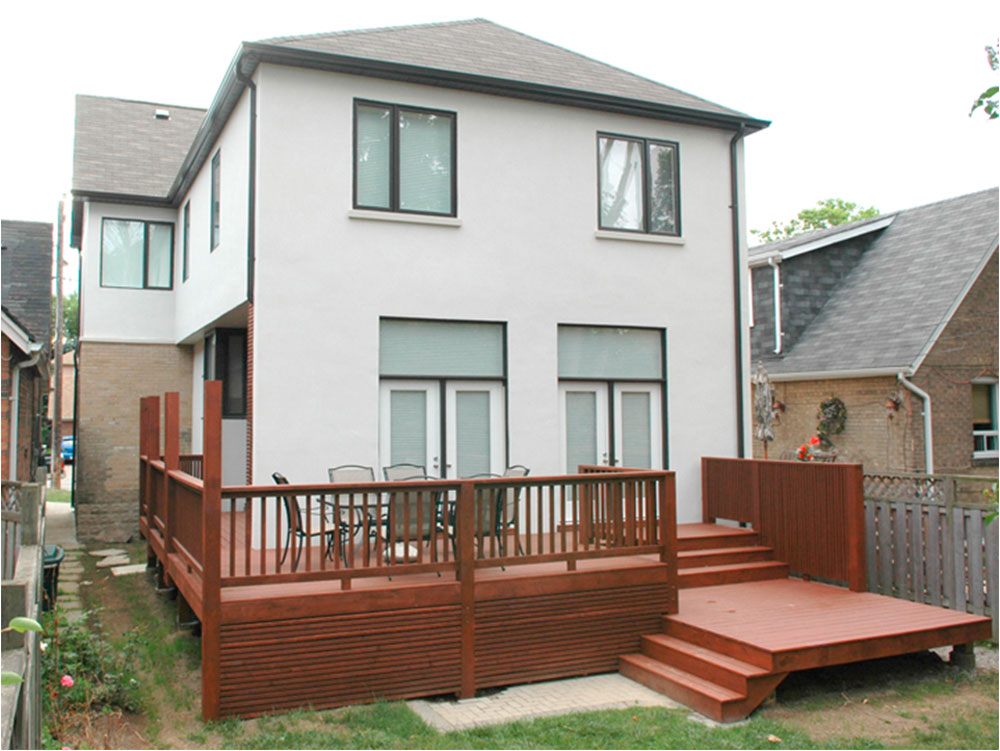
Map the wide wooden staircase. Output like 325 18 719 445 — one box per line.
619 523 790 722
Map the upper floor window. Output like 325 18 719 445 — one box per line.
100 218 173 289
972 382 998 459
354 100 456 217
598 133 679 236
210 150 221 250
182 201 191 281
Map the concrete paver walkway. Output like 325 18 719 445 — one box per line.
409 673 682 731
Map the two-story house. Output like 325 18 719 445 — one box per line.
71 19 768 542
748 188 999 474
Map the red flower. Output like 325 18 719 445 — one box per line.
809 435 821 446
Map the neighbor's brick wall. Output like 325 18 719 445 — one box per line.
752 376 925 472
2 334 11 480
76 341 193 542
912 249 999 474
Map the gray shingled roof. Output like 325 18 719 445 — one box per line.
748 213 896 259
763 188 999 376
73 95 206 198
1 220 53 344
261 19 752 121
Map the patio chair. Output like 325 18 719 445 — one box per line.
327 464 380 554
382 462 426 482
272 472 350 569
450 467 529 562
497 465 529 557
382 474 443 569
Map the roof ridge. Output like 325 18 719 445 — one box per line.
75 93 207 113
884 185 998 216
258 18 485 46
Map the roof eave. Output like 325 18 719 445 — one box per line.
160 41 768 207
768 366 912 382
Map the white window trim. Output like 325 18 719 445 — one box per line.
349 209 462 227
594 230 684 245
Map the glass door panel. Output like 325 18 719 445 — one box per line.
613 384 662 469
445 381 505 478
379 380 441 474
560 382 609 472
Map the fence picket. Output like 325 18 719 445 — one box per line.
893 501 908 599
865 501 877 592
967 510 984 615
911 503 924 604
952 507 966 614
986 519 998 639
927 506 942 607
878 503 893 594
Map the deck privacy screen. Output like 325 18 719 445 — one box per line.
379 319 504 378
557 326 663 380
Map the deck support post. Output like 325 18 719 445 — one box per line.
201 381 223 720
949 642 976 670
143 396 160 560
845 464 866 592
659 474 678 614
457 480 476 699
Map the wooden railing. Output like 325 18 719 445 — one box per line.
2 481 22 580
701 457 866 591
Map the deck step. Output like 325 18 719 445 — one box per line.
640 633 769 692
678 560 789 588
677 525 759 551
619 653 747 723
677 546 774 569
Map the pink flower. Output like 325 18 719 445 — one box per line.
60 674 74 688
809 435 821 446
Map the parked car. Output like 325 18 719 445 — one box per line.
61 436 75 465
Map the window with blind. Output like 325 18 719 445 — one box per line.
354 100 456 217
100 218 174 289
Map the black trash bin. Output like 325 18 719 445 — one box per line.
43 544 65 612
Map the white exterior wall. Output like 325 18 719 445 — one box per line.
79 201 179 342
251 64 743 521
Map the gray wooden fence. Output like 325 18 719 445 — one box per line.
864 472 998 638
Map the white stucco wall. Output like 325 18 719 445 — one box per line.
250 64 747 521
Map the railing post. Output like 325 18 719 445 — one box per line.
845 464 866 591
163 393 180 563
456 480 476 699
659 472 678 614
701 457 712 524
750 460 761 530
146 396 160 543
201 381 223 720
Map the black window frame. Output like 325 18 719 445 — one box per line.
182 201 191 282
99 217 175 290
210 150 221 250
596 132 681 237
203 328 246 418
353 99 458 217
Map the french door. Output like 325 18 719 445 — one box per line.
560 382 662 471
380 379 505 478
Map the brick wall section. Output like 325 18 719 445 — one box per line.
752 376 924 471
76 341 193 542
2 335 10 479
2 335 46 481
912 249 999 473
751 235 873 363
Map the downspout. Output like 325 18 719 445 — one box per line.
10 346 44 481
730 124 747 457
767 256 782 354
898 373 933 473
235 66 257 484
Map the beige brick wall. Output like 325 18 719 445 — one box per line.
752 376 924 472
76 341 193 542
912 249 998 474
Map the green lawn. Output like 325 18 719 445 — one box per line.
46 488 72 503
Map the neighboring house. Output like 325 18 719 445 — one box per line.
48 351 76 441
70 18 769 542
749 188 999 474
1 221 53 482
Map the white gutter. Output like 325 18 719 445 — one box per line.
767 256 782 354
9 346 44 481
898 372 933 473
769 367 908 382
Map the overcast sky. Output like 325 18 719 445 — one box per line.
2 0 997 262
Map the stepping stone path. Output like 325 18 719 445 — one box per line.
55 546 139 624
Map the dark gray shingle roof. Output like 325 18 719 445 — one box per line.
261 19 753 121
748 213 895 259
73 95 206 198
764 188 999 375
1 220 53 344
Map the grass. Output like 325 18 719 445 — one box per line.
47 488 72 503
59 541 997 750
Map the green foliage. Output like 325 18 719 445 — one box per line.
41 610 144 744
752 199 880 244
49 291 78 352
969 43 999 120
984 481 998 524
7 616 43 633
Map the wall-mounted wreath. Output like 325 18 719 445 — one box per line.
816 397 847 447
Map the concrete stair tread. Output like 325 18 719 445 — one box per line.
641 633 771 678
621 653 743 703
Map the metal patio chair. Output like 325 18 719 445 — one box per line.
382 462 426 481
382 474 443 570
272 472 350 569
